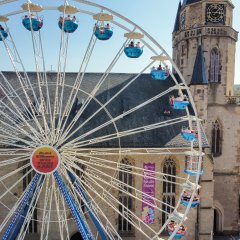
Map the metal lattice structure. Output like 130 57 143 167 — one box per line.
0 0 205 239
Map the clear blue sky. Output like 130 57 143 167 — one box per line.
0 0 239 83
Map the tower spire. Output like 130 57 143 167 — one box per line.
190 39 208 85
173 0 182 32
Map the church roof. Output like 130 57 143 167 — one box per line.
190 44 208 85
182 0 201 7
0 71 209 149
173 0 182 32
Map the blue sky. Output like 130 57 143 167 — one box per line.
93 0 240 83
0 0 239 83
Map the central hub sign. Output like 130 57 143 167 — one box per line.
31 146 60 174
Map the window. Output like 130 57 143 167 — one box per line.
22 166 38 233
209 48 221 83
162 158 176 225
212 120 222 156
118 158 134 236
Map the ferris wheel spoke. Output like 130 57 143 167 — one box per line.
0 148 30 156
59 185 73 240
64 152 186 183
39 175 51 240
1 24 40 112
60 81 178 148
66 159 176 213
0 173 41 237
62 116 187 149
0 89 47 144
57 37 131 145
52 180 68 240
61 165 123 240
53 170 95 240
0 72 48 141
40 176 55 240
0 139 33 149
0 102 44 143
0 155 30 167
0 70 40 119
25 5 52 123
0 123 37 146
0 131 37 148
25 7 53 137
55 31 98 146
1 25 48 139
15 175 45 240
51 0 70 144
67 161 157 239
64 147 187 156
0 167 33 206
0 162 31 183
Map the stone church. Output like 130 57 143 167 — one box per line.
172 0 239 238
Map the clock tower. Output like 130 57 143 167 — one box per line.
206 3 225 24
172 0 238 104
173 0 239 239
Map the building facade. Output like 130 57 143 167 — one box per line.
172 0 239 237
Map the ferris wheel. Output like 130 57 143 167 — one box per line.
0 0 206 239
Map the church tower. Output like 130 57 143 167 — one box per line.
172 0 240 237
172 0 238 104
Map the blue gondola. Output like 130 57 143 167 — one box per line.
22 17 43 31
58 19 78 33
170 100 189 110
184 169 204 176
124 47 143 58
167 224 187 239
150 69 169 80
181 131 196 141
94 28 113 40
181 198 200 208
168 231 186 239
0 30 8 41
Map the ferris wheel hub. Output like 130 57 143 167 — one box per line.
31 146 61 174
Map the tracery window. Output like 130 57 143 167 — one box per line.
162 158 176 225
209 48 220 83
118 158 134 236
212 120 221 156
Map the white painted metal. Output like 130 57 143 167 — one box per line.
0 1 204 239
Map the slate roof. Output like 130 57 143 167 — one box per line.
0 71 209 149
190 45 208 85
173 1 182 32
182 0 201 7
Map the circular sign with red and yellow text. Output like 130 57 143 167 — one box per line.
31 146 61 174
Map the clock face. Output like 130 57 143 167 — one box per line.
180 11 186 30
206 4 225 24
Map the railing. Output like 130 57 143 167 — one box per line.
174 26 238 42
226 96 240 105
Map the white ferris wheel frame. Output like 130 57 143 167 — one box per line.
0 0 204 239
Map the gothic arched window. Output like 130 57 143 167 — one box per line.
118 158 134 236
210 48 220 83
162 158 176 225
212 120 222 156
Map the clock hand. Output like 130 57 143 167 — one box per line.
212 8 222 17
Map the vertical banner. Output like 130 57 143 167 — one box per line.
141 163 155 224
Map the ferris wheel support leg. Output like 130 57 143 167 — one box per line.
1 173 41 240
66 169 109 240
53 171 95 240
